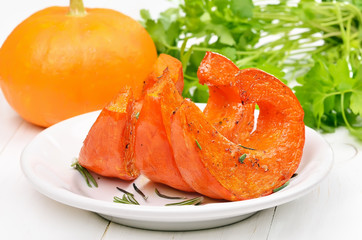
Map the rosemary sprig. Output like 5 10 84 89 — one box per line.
133 183 148 200
135 112 140 119
71 159 98 188
238 144 256 151
195 139 202 150
272 181 290 193
238 154 247 164
116 187 132 195
165 196 204 206
155 188 186 200
113 193 140 205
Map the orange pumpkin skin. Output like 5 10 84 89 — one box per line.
78 87 139 180
0 7 157 127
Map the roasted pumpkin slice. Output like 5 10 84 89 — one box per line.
135 69 194 192
78 87 139 180
236 68 305 153
171 99 264 200
171 66 305 200
198 52 255 144
134 54 184 118
142 53 184 95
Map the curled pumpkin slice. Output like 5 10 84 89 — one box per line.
135 69 194 192
78 87 139 180
198 52 255 144
236 68 305 152
171 54 305 200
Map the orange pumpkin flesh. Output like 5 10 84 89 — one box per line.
78 87 139 180
76 51 304 201
236 68 305 151
171 100 255 200
142 53 184 95
0 3 157 127
135 69 194 192
171 53 305 200
198 52 255 144
134 54 184 115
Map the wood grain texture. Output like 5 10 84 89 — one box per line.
0 117 110 239
1 0 361 239
268 129 362 240
102 209 275 240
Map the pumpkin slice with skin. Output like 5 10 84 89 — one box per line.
171 99 264 200
78 87 139 180
134 54 184 115
197 52 255 144
142 53 184 95
171 66 305 200
135 69 194 192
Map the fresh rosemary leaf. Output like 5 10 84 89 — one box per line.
135 112 140 119
133 183 148 200
116 187 133 195
114 193 140 205
273 181 290 193
195 139 202 150
71 159 98 188
238 144 256 151
165 196 204 206
82 166 98 187
238 154 247 164
155 188 186 200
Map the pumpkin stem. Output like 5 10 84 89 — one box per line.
68 0 87 16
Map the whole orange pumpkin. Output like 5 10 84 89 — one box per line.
0 0 157 127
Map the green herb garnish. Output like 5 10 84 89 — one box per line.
165 196 204 206
116 187 132 195
273 181 290 193
155 188 186 200
133 183 148 200
141 0 362 140
113 194 140 205
135 112 140 119
71 159 98 188
238 154 247 164
238 144 256 151
195 139 202 150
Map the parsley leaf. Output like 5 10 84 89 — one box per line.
141 0 362 140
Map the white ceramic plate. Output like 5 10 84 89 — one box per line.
20 104 333 231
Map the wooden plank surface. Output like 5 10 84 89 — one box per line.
102 209 275 240
0 113 110 239
268 130 362 240
1 1 361 239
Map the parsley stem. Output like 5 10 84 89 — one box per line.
340 92 353 130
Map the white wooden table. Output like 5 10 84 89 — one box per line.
1 1 362 239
